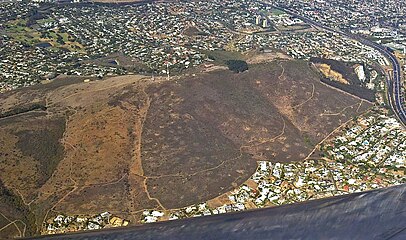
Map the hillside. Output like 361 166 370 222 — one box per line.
0 60 371 238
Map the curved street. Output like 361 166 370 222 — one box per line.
273 5 406 127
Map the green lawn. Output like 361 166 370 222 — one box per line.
270 8 286 16
37 17 54 24
5 19 85 52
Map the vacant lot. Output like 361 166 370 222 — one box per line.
0 60 371 238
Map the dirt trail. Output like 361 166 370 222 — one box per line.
0 212 26 238
292 83 315 109
126 84 168 211
130 85 150 177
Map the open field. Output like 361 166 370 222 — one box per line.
4 18 85 53
82 53 151 73
270 8 286 16
0 60 371 238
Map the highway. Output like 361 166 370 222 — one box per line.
273 5 406 127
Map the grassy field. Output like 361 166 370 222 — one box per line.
270 8 286 16
5 19 40 45
5 19 85 53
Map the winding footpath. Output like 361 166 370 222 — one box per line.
272 5 406 128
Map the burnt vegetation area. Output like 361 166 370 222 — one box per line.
15 118 66 185
141 61 370 209
310 57 361 85
310 57 376 102
320 77 376 102
0 60 373 238
0 103 47 119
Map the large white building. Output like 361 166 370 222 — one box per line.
354 65 366 82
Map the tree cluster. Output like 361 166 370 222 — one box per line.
226 60 248 73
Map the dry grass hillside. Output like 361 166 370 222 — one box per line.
0 60 371 238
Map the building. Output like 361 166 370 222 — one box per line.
262 19 268 28
256 15 262 25
354 65 366 82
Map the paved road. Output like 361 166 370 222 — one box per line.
30 184 406 240
273 6 406 127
